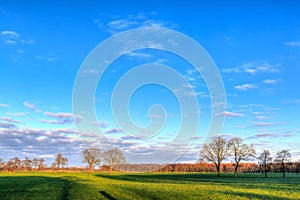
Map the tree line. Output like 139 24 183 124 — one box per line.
0 137 298 177
0 147 126 174
199 136 293 178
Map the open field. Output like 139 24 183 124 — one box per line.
0 172 299 199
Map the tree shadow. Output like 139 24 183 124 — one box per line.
94 173 300 196
220 190 291 200
0 175 70 199
99 191 116 200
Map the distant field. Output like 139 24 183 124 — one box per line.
0 172 299 199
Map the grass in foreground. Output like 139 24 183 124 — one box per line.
0 172 299 199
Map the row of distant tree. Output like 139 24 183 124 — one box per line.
0 152 68 172
199 136 293 178
0 147 126 174
0 136 297 178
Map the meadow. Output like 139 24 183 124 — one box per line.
0 172 299 200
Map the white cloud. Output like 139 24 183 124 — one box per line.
1 30 19 38
1 30 35 45
95 13 175 34
286 99 300 104
221 67 241 73
24 101 41 112
7 112 28 116
250 121 285 127
255 116 269 120
0 122 17 129
41 112 82 125
0 103 10 108
4 40 17 44
35 55 56 62
242 63 279 75
91 120 110 128
263 79 281 84
0 117 20 123
215 111 244 117
285 41 300 47
234 84 258 91
105 128 124 134
108 19 138 30
0 126 83 166
126 52 153 60
222 62 279 75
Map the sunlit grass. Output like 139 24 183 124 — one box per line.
0 172 299 199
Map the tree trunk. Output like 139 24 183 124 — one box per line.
282 162 285 178
109 167 113 175
234 164 239 178
217 165 220 177
89 164 93 173
264 164 267 178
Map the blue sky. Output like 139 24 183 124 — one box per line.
0 1 300 166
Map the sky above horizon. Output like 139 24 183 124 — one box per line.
0 1 300 166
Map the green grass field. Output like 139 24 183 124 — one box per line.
0 172 299 199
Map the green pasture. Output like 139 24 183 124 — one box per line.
0 172 299 199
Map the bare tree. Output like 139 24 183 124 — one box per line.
12 157 21 171
0 158 4 170
22 157 32 172
275 149 291 178
51 162 57 172
258 150 272 178
55 152 68 171
199 136 231 177
32 158 39 171
38 158 46 171
5 159 14 172
103 148 126 174
82 148 101 173
229 137 256 177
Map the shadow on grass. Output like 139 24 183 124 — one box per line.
0 175 70 199
99 191 116 200
95 173 299 184
95 173 300 196
93 173 300 199
0 174 103 200
220 190 291 200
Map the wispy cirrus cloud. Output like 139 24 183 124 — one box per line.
0 30 35 45
254 116 269 120
234 83 258 91
91 120 110 128
222 62 279 75
242 63 279 75
285 99 300 104
245 131 294 140
95 12 176 34
0 117 20 123
1 30 19 37
40 112 82 125
23 101 41 112
7 112 28 117
263 79 281 85
105 128 124 134
285 41 300 47
0 122 17 129
252 121 284 127
35 53 56 62
215 111 244 117
0 103 10 108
